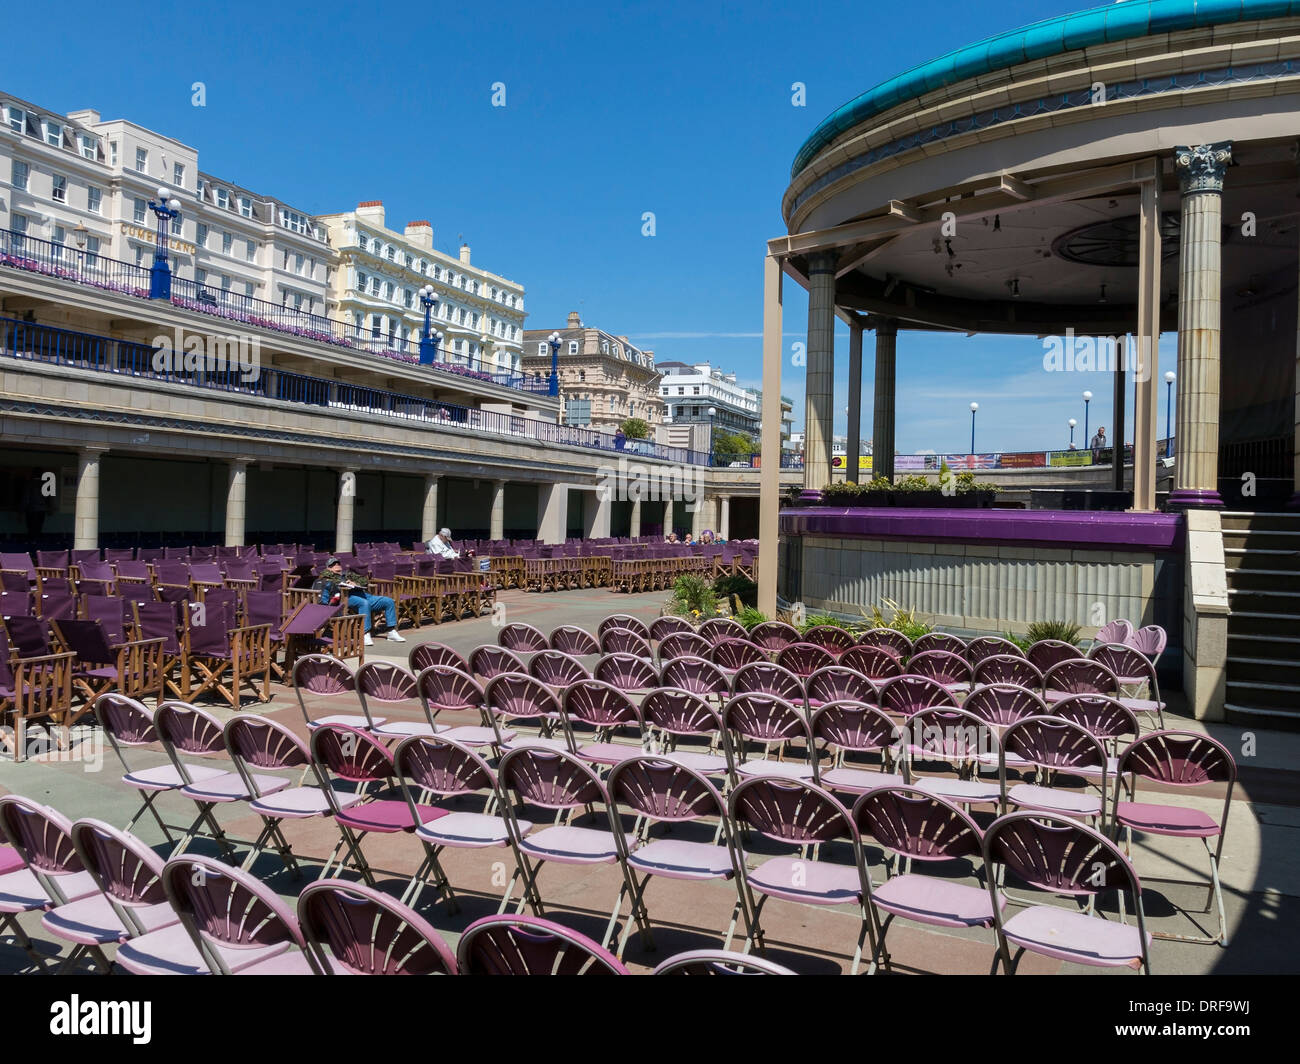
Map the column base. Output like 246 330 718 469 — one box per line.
1167 488 1223 511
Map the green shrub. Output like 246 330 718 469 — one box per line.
797 612 858 634
714 574 757 608
734 605 768 630
668 575 717 620
859 598 933 641
1025 620 1081 646
1002 631 1033 653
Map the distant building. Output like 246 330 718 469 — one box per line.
658 361 760 440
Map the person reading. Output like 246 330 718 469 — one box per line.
314 558 404 647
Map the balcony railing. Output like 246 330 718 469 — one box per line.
0 229 548 395
711 452 805 470
0 315 723 467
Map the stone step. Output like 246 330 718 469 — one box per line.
1225 678 1300 712
1226 657 1300 685
1224 702 1300 731
1228 610 1300 638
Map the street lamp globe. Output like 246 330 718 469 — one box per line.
167 198 181 212
1082 390 1093 402
1068 418 1077 428
970 402 979 413
1164 371 1176 384
156 185 169 202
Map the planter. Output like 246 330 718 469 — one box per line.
816 491 997 508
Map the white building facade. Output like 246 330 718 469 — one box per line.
658 361 761 440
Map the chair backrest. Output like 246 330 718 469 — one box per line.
224 715 311 787
38 591 77 621
395 734 496 802
606 757 728 843
37 549 70 569
497 746 607 813
972 654 1043 691
810 700 897 756
903 706 996 769
549 625 600 656
161 854 307 973
242 590 283 630
298 879 458 974
730 661 804 702
0 795 83 901
599 614 651 640
839 644 903 681
775 642 836 679
1117 730 1236 789
1043 659 1119 697
485 673 563 728
469 645 527 681
456 914 629 975
746 620 799 653
0 552 36 580
660 655 730 698
652 949 796 975
729 776 859 850
963 636 1026 664
961 683 1047 727
710 637 767 673
1088 643 1157 687
93 692 158 749
649 615 696 642
878 675 957 717
4 614 51 657
905 649 971 687
310 723 395 785
599 627 653 658
53 618 117 666
640 687 723 741
497 622 548 652
1000 715 1106 782
155 700 228 761
983 811 1140 900
292 654 356 727
855 627 913 660
804 666 877 706
528 650 593 690
1128 624 1167 660
802 625 857 657
70 818 168 934
659 631 713 662
355 662 420 728
1027 639 1082 672
186 599 234 658
416 665 486 714
0 590 32 616
1095 618 1135 646
853 786 984 863
722 693 814 763
82 594 128 645
594 652 660 691
1052 694 1140 741
698 617 748 645
409 641 472 674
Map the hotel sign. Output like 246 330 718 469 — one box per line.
120 224 196 256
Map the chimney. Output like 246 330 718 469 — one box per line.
356 200 385 227
459 243 471 265
567 311 582 329
404 220 433 250
68 109 101 125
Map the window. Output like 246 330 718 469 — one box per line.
246 281 255 297
566 399 592 425
51 173 67 202
133 198 147 224
173 162 185 187
134 246 145 266
87 186 101 214
195 268 207 286
578 371 586 382
433 265 441 280
537 342 548 356
11 160 28 191
195 223 208 248
85 235 100 263
385 246 395 262
356 271 367 292
358 233 368 251
135 147 148 173
79 134 97 160
403 289 413 308
196 177 206 199
403 253 411 268
215 188 229 210
279 208 307 234
568 340 579 355
246 241 256 263
171 213 182 236
108 141 118 166
222 231 232 254
383 281 393 300
295 252 304 275
238 195 252 218
601 341 609 354
11 214 28 244
220 274 231 291
7 107 25 134
44 121 62 147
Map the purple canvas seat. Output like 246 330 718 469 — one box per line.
599 627 654 659
775 641 836 679
497 622 548 653
74 559 117 597
310 724 447 886
356 661 440 739
53 617 165 707
496 747 637 930
0 590 32 615
660 655 731 702
605 756 747 958
81 594 129 645
0 570 31 594
457 914 629 975
594 652 660 694
730 660 804 704
562 680 645 767
811 701 905 796
1113 731 1236 946
469 644 528 682
905 649 973 694
485 673 568 752
973 654 1044 692
640 689 728 776
408 641 471 674
728 777 876 972
0 553 37 585
649 615 696 642
38 591 77 621
292 654 376 731
698 617 747 645
804 665 877 710
998 716 1109 827
298 878 458 974
225 714 361 877
133 600 186 700
1087 643 1166 728
710 637 767 676
36 550 70 569
652 949 797 975
549 625 600 656
746 620 798 654
802 625 857 659
658 631 713 663
114 560 153 592
963 636 1026 664
395 735 529 911
983 812 1151 974
855 627 913 660
903 706 1002 811
840 644 903 682
1027 638 1083 673
722 693 818 785
528 650 593 693
853 786 1004 974
878 674 957 719
415 665 498 747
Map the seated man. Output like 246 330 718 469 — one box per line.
427 527 459 559
314 557 405 647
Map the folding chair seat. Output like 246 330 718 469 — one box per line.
356 661 441 740
854 627 913 661
811 701 905 796
984 812 1151 974
903 706 1002 811
298 878 459 974
562 680 646 768
457 913 629 975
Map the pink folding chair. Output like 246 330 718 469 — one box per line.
298 878 459 974
730 660 804 703
1043 659 1120 707
661 655 731 703
902 706 1001 812
652 948 796 975
1027 639 1083 673
658 631 713 664
415 664 499 748
594 652 659 693
640 688 728 777
811 701 905 797
1128 624 1167 666
906 649 972 694
600 614 651 640
549 625 600 656
469 644 528 682
964 636 1026 664
485 672 568 752
649 615 696 642
1087 643 1166 728
840 643 903 682
562 680 646 768
728 777 876 973
998 716 1109 828
853 786 1004 975
878 675 957 718
721 693 818 786
457 913 629 974
1093 618 1135 649
746 620 799 654
804 666 876 710
356 660 440 740
497 622 548 653
855 627 912 660
529 649 593 693
408 640 471 675
983 812 1150 974
973 654 1043 692
292 654 377 732
802 625 856 659
698 617 748 645
1113 730 1236 946
711 637 767 677
599 627 654 659
775 642 836 680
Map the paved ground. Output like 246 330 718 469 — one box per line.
1 587 1296 975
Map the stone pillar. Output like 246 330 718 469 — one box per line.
691 496 709 538
719 495 731 540
224 458 252 547
629 496 642 538
584 490 611 539
872 318 898 482
1292 225 1300 509
490 479 505 540
846 319 864 484
73 446 108 551
1169 142 1232 510
663 498 675 538
537 483 566 544
1112 345 1127 493
420 474 439 542
335 467 358 554
1132 175 1162 512
803 251 836 490
758 254 784 617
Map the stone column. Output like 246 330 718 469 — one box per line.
490 479 505 540
335 467 358 554
629 496 642 538
73 446 108 551
758 254 784 617
803 251 836 491
420 474 439 542
1132 175 1162 512
663 498 675 539
536 483 566 544
1169 142 1232 510
846 319 864 484
584 490 611 539
224 458 252 547
1292 225 1300 509
1112 345 1127 493
872 318 898 482
691 496 709 538
719 495 731 540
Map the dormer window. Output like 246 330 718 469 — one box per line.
44 120 63 147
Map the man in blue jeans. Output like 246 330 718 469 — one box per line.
316 558 404 647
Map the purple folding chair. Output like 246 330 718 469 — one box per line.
1128 624 1167 666
529 650 593 693
1027 638 1083 673
1087 643 1165 728
298 878 458 974
498 622 548 653
599 627 654 659
906 649 973 695
0 796 102 972
0 553 37 584
81 594 128 645
484 673 568 752
1043 659 1120 709
903 706 1002 812
5 613 52 658
698 617 747 645
912 631 967 656
469 644 528 682
730 661 804 704
74 559 117 597
114 560 153 593
133 599 186 700
495 747 635 934
409 641 471 674
652 949 796 975
36 550 70 569
802 625 857 659
395 734 528 911
38 591 77 621
292 654 375 731
1113 731 1236 946
605 755 748 958
983 812 1150 974
0 570 30 594
998 716 1109 828
775 642 836 679
1093 618 1135 649
855 627 913 660
811 701 905 797
804 666 876 710
562 680 646 768
962 683 1048 735
640 689 728 777
355 661 439 740
660 655 731 704
710 637 766 676
840 644 903 682
722 693 818 786
877 675 957 718
648 615 696 642
853 786 1004 974
973 654 1044 692
746 620 798 654
310 724 446 887
415 665 499 747
549 625 600 656
600 614 651 640
0 590 33 617
728 777 876 973
594 652 660 694
658 631 713 663
457 914 629 975
1051 694 1139 786
964 636 1026 664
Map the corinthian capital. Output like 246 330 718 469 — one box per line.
1174 142 1233 195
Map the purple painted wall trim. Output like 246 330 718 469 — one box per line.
780 507 1185 553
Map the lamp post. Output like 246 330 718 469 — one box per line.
1163 370 1176 458
1068 417 1077 448
418 285 439 365
547 331 561 398
147 184 181 300
707 406 717 466
969 402 978 455
1082 389 1093 441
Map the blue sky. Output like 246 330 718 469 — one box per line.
5 0 1173 454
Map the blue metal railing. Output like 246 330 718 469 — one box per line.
711 452 805 470
0 229 548 395
0 316 726 467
